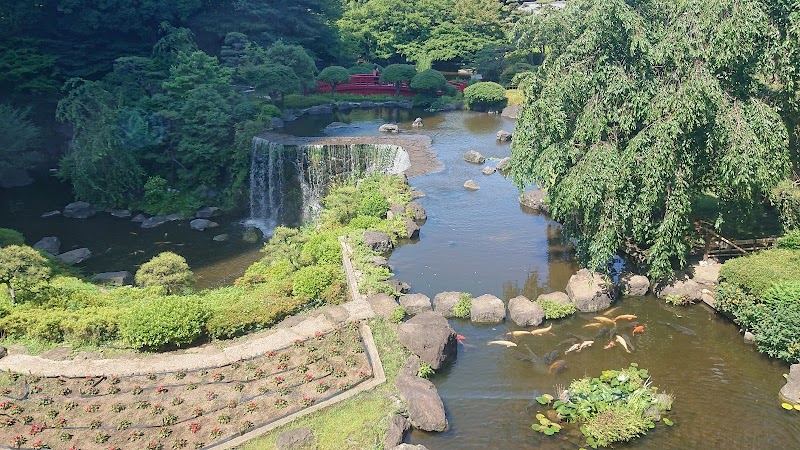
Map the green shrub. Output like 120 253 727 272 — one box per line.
463 81 508 111
499 63 534 87
357 192 389 218
389 306 407 324
301 232 342 266
0 228 24 247
410 69 447 94
317 66 351 95
0 245 52 302
719 249 800 295
750 294 800 362
121 296 208 350
139 176 202 216
257 104 282 121
348 63 382 75
771 179 800 230
66 307 121 345
206 294 305 339
292 264 343 302
537 298 577 319
283 94 332 109
349 215 382 230
135 252 193 294
417 362 435 379
453 293 472 318
777 230 800 249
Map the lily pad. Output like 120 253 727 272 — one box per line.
663 418 674 426
536 395 551 405
781 402 794 410
532 423 542 431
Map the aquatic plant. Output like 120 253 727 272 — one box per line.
417 363 435 379
531 413 561 436
453 293 472 319
537 298 577 319
389 306 407 324
664 294 694 306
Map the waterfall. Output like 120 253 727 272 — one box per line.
247 138 411 235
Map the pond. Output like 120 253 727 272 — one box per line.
2 108 798 448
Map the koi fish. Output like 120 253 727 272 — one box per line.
604 340 616 349
548 360 567 375
559 337 578 346
530 324 552 336
487 340 517 347
603 306 621 317
579 340 594 350
594 327 608 339
593 316 616 326
620 333 635 352
564 343 581 354
614 314 638 322
506 331 532 338
583 322 603 328
615 335 631 353
608 326 618 339
456 334 466 341
632 325 645 335
658 321 696 336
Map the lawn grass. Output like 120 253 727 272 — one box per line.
505 89 524 106
239 318 410 450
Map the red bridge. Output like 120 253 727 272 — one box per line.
317 74 466 96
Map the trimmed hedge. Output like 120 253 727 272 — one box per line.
463 81 508 111
121 296 208 350
718 249 800 295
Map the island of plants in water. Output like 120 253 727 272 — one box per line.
533 364 673 448
0 322 372 450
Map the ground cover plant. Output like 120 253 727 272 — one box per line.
534 364 673 448
0 323 372 449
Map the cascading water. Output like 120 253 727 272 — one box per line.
247 137 411 235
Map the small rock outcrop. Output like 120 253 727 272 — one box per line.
496 157 511 171
367 293 399 320
690 260 722 289
566 269 615 312
242 226 264 243
496 130 512 141
433 291 461 318
743 331 755 344
501 105 519 120
33 236 61 255
536 291 570 305
364 231 393 253
195 207 221 219
406 201 427 221
412 117 424 128
620 273 650 296
395 374 448 432
385 414 411 449
275 427 316 450
271 117 285 129
387 204 405 220
379 123 400 133
189 218 218 231
212 234 229 242
508 295 545 326
0 346 7 359
63 201 96 219
470 294 506 323
780 364 800 404
655 277 702 303
131 214 147 223
57 248 91 265
306 104 334 115
93 271 133 286
109 209 131 218
481 166 496 175
141 213 183 229
385 279 411 295
519 190 549 213
403 218 420 239
397 311 457 370
463 180 480 190
463 150 486 164
399 293 432 316
391 445 429 450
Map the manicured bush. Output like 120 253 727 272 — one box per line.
776 230 800 249
292 264 343 302
66 307 121 345
317 66 351 95
121 296 208 350
236 260 295 289
537 298 577 319
349 215 382 230
257 104 282 121
463 81 508 111
0 228 24 247
410 69 447 94
205 294 305 339
135 252 193 294
0 245 52 302
301 232 342 266
357 191 389 218
719 249 800 296
348 62 382 75
381 64 417 97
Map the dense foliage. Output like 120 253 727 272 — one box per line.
134 251 194 294
317 65 351 95
0 105 41 177
509 0 799 279
463 81 507 111
0 245 51 302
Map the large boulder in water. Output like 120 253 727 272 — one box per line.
379 123 400 133
403 218 420 239
496 130 513 141
141 213 183 229
496 157 511 172
508 295 544 326
566 269 615 312
57 248 91 265
620 273 650 296
306 104 334 115
385 279 411 295
463 180 480 190
433 291 462 318
190 218 218 231
399 293 432 316
397 311 457 370
780 364 800 404
519 190 549 213
364 231 393 253
406 201 427 222
463 150 485 164
385 414 410 449
242 226 264 243
33 236 61 255
655 276 702 303
195 206 221 219
93 271 133 286
63 201 96 219
391 445 429 450
396 373 448 432
470 294 506 323
536 291 570 305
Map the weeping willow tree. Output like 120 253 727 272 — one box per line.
509 0 797 279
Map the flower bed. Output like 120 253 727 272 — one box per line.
0 322 371 449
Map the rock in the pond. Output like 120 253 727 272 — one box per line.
406 201 426 221
385 413 411 449
367 293 399 320
63 201 97 219
212 234 229 242
496 157 511 172
57 248 91 265
397 312 457 370
364 231 393 253
385 279 411 295
519 190 549 213
195 206 221 219
141 213 183 229
508 295 545 327
92 271 133 286
131 213 147 223
242 226 264 243
189 218 218 231
701 291 717 309
387 204 405 220
566 269 615 312
412 117 424 128
433 291 462 318
396 373 448 432
471 294 506 323
306 104 334 115
501 105 519 120
399 293 432 316
41 210 61 218
743 331 755 344
536 291 571 305
33 236 61 255
463 180 480 190
403 218 420 239
410 189 426 200
496 130 513 141
690 260 722 289
360 101 377 108
324 121 349 131
620 273 650 296
780 364 800 404
655 277 702 303
463 150 486 164
275 427 316 450
481 166 496 175
379 123 400 133
391 445 429 450
109 209 131 219
398 101 413 109
271 117 285 129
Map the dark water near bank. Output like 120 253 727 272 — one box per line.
2 108 798 448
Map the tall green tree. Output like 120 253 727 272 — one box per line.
381 64 417 97
509 0 792 279
317 66 351 97
263 41 318 89
0 104 41 176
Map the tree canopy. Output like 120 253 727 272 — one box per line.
509 0 797 279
